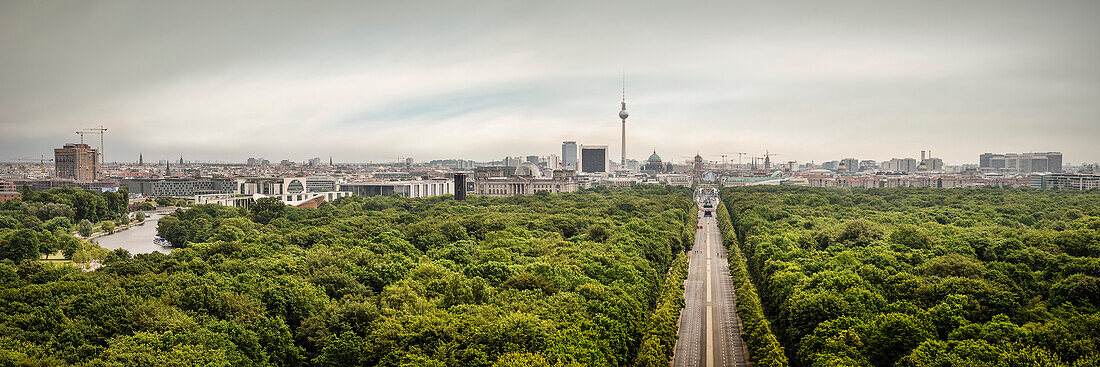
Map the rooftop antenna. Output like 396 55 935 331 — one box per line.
618 73 629 167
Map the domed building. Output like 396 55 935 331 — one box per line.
473 163 578 197
642 150 669 173
513 162 542 178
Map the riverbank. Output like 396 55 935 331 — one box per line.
94 211 175 255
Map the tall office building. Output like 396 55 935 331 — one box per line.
54 143 97 181
503 156 523 167
579 144 608 173
921 158 944 171
546 154 561 169
526 155 539 164
562 141 578 169
881 158 918 173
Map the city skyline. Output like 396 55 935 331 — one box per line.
2 1 1099 164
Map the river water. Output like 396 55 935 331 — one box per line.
94 211 174 254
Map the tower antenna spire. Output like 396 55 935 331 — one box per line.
618 74 629 168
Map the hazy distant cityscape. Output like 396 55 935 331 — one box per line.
2 126 1097 208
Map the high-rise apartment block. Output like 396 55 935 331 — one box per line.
921 158 944 171
502 156 523 167
980 152 1062 174
54 143 97 181
881 158 918 173
839 158 859 173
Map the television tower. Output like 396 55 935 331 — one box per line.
618 76 629 167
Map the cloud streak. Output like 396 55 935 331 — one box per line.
1 0 1098 165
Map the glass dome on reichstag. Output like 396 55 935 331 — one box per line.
513 162 541 178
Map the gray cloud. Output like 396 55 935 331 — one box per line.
2 0 1098 165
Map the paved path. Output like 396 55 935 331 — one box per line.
673 192 748 367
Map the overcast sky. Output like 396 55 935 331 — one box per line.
2 0 1098 165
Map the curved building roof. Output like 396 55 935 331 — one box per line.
513 162 541 178
647 150 662 163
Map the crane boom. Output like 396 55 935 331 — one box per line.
76 126 107 180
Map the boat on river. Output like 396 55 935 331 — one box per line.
153 237 172 247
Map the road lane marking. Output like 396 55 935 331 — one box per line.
705 216 713 367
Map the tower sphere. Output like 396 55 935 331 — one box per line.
619 109 629 120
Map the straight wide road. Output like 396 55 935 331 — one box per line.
672 194 748 367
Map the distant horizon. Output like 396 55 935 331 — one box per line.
2 149 1094 168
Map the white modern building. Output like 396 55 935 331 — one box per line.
657 173 692 187
195 177 352 208
195 191 353 208
600 177 641 187
339 179 453 198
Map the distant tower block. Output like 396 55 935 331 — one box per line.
453 173 468 201
618 77 629 166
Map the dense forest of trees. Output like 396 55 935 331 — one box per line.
715 199 787 366
0 186 695 366
722 186 1100 367
0 187 132 262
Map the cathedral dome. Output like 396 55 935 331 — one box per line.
647 151 662 163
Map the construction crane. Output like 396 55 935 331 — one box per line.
76 126 107 179
713 153 745 167
382 156 409 169
11 155 54 176
680 155 714 164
